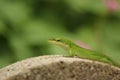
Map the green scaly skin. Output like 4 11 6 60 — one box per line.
48 38 120 67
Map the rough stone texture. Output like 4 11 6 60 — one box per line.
0 55 120 80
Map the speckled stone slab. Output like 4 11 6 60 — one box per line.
0 55 120 80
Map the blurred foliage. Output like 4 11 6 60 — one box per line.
0 0 120 68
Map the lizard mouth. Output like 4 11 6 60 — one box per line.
48 39 57 43
48 39 60 44
48 38 55 41
48 39 70 51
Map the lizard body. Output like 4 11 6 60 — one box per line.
48 38 120 67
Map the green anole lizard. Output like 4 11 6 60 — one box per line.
48 38 119 67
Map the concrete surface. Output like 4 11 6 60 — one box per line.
0 55 120 80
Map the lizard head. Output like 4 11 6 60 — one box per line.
48 38 72 51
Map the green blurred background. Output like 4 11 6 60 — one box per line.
0 0 120 68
